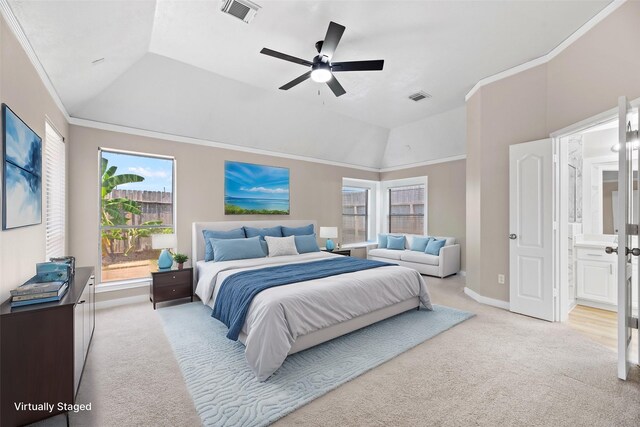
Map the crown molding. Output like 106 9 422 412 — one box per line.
0 0 71 121
465 0 627 101
379 154 466 173
68 117 382 172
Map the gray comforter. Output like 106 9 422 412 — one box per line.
195 251 432 381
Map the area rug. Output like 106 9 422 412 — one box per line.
158 302 474 427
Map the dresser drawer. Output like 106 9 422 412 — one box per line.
154 270 191 287
154 284 191 302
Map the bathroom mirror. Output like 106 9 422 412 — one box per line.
604 170 638 233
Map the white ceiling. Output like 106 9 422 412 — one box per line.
8 0 610 168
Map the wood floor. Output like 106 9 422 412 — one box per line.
567 304 638 363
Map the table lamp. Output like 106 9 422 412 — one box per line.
319 226 338 251
152 233 177 269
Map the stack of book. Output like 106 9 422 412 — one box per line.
10 280 69 308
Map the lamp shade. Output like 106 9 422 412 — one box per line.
151 233 177 250
319 227 338 239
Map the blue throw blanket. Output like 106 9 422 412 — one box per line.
212 257 395 340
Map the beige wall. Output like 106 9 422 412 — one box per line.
68 125 379 284
0 15 69 303
466 0 640 302
381 159 466 271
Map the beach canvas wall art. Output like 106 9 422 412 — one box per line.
2 104 42 230
225 161 290 215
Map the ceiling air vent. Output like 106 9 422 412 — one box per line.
220 0 261 23
408 91 432 102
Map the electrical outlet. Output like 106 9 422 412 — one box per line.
498 274 505 284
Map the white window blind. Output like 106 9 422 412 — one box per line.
45 122 65 259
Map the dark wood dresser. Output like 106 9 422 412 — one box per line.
0 267 95 427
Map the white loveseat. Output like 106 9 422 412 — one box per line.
367 235 461 278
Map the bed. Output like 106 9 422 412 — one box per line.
192 220 432 381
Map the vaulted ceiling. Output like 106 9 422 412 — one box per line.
8 0 610 169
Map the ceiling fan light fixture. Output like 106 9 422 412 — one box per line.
310 65 332 83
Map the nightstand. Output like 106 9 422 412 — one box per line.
150 267 193 309
322 248 351 256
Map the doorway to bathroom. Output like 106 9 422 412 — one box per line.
555 110 639 370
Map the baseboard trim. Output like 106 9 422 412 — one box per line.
463 287 510 310
96 294 148 310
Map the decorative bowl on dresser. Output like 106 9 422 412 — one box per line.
0 267 95 427
150 267 193 309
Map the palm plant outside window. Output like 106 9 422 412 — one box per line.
388 184 424 235
342 186 368 244
100 150 174 282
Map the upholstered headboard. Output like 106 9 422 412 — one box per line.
191 220 318 277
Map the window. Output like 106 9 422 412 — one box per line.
342 186 369 244
45 122 65 259
388 184 425 234
100 150 174 283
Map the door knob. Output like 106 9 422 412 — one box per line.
509 234 517 240
605 246 640 256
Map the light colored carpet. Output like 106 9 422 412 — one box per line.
157 302 473 427
34 275 640 426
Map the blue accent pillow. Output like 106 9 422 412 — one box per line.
378 234 388 248
411 236 432 252
294 234 320 254
425 238 446 256
209 236 265 262
260 240 269 256
203 228 246 261
244 226 282 240
387 235 406 250
282 224 314 236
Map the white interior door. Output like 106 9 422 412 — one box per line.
614 96 639 380
509 139 554 321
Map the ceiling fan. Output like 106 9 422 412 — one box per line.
260 21 384 97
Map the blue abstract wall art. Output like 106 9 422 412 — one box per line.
2 104 42 230
225 161 290 215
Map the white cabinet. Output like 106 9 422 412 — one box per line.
577 259 617 304
576 246 617 306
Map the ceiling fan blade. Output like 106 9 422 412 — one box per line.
326 74 346 97
331 60 384 72
260 48 313 67
279 71 312 90
320 21 345 60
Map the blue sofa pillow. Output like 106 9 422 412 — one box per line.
378 234 388 248
203 228 246 261
244 225 282 240
411 236 432 252
387 235 406 250
209 236 265 262
282 224 314 236
294 234 320 254
425 238 446 256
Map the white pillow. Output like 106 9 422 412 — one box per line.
265 235 299 257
